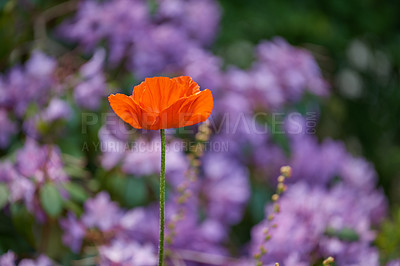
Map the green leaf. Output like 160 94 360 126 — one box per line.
325 227 359 242
40 183 63 217
249 184 272 223
123 178 147 207
63 200 82 216
336 227 360 242
0 183 9 209
10 204 35 247
63 182 87 203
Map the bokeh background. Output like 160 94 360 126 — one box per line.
0 0 399 265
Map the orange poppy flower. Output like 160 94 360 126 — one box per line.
108 76 214 130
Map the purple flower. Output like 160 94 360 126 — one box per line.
59 1 108 50
122 138 188 185
181 0 221 44
59 0 149 64
339 155 377 191
289 136 347 185
99 239 157 266
156 0 220 45
250 183 385 264
74 74 106 110
122 138 160 176
0 161 18 183
58 0 223 79
387 259 400 266
0 251 16 266
202 152 250 224
182 46 223 91
25 51 57 79
199 219 227 243
18 255 52 266
130 24 193 78
16 139 68 183
74 53 107 112
81 192 122 231
23 98 72 138
256 38 329 99
98 125 127 170
80 49 106 78
119 208 146 231
224 38 329 111
41 98 72 122
0 52 56 117
60 213 87 252
8 174 35 204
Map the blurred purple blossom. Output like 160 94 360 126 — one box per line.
0 51 56 117
81 192 122 231
202 151 250 224
23 98 72 139
59 0 220 78
60 213 87 253
42 98 72 122
388 259 400 266
74 49 107 110
251 182 385 265
74 74 106 110
0 139 69 221
182 46 223 91
0 251 16 266
156 0 220 44
0 251 52 266
25 51 57 79
99 128 189 183
18 255 52 266
225 38 329 111
16 139 68 184
99 239 157 266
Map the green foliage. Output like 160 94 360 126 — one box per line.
0 212 33 254
40 183 63 218
376 207 400 264
63 182 87 203
10 204 35 247
0 184 9 209
325 227 360 242
105 173 150 208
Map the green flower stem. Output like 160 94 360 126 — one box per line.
158 129 166 266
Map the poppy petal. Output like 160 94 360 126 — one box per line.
181 89 214 127
108 94 143 129
173 76 200 97
158 89 213 129
131 77 186 113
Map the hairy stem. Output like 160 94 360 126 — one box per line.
158 129 166 266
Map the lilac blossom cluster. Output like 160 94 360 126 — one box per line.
0 251 52 266
251 183 384 265
243 116 386 265
0 49 108 145
225 38 329 110
60 191 230 265
0 139 69 221
59 0 220 78
0 51 57 118
74 49 107 110
0 51 57 146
